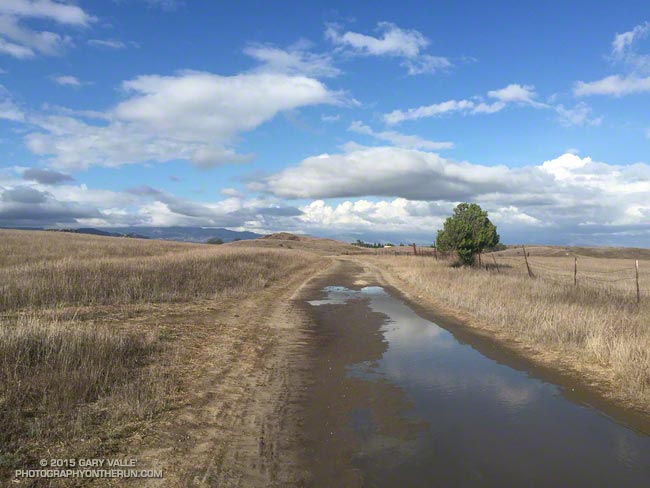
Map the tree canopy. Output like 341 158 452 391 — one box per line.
436 203 499 265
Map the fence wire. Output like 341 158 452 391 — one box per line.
489 252 642 300
373 246 643 302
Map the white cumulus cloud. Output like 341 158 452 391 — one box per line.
298 198 449 234
0 0 92 25
326 22 451 75
555 102 602 126
575 22 650 97
611 21 650 72
49 74 81 86
574 74 650 96
252 147 650 244
87 39 127 50
253 145 529 200
0 94 24 121
348 120 453 150
22 70 340 169
244 40 340 78
384 83 539 124
0 0 94 59
487 83 537 104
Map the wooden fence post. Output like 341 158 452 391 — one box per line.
522 245 534 278
634 259 641 303
492 253 500 273
412 243 417 256
574 256 577 286
434 247 438 261
478 252 482 268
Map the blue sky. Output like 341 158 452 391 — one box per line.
1 0 650 245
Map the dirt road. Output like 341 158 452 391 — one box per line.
127 257 329 487
128 257 381 487
127 255 650 487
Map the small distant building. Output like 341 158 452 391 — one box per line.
384 245 393 248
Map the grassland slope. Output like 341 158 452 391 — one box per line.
227 232 371 255
0 229 324 484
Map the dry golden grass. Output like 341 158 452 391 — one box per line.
500 244 650 260
0 229 196 267
2 246 319 311
0 230 320 477
490 250 650 299
227 232 372 255
0 315 172 468
367 254 650 409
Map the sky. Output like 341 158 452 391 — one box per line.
1 0 649 246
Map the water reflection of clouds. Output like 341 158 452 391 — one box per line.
378 340 544 410
317 285 650 484
412 368 541 410
365 288 450 346
307 286 362 306
364 287 543 411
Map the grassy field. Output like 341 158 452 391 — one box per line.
0 229 197 267
374 244 649 300
0 229 320 478
4 228 650 481
490 248 648 300
365 252 650 411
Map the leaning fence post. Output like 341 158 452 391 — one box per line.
523 245 534 278
574 256 577 286
634 259 641 303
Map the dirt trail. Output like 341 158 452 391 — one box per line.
127 257 333 487
295 258 421 487
127 254 650 487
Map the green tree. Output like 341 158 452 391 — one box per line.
207 237 224 245
436 203 499 265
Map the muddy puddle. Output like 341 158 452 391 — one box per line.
302 280 650 487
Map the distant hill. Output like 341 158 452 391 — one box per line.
95 226 262 243
228 232 372 255
46 228 151 239
13 226 262 243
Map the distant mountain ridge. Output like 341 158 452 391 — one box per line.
101 226 262 242
45 228 151 239
28 226 263 243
